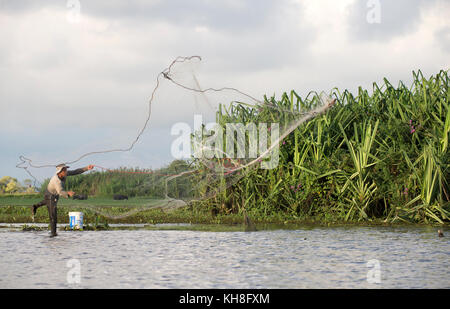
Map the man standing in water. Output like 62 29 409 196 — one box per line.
31 164 94 237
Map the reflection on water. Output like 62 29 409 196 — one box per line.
0 225 449 288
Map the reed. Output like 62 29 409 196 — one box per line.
194 70 449 224
35 70 449 224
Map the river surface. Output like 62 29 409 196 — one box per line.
0 224 448 288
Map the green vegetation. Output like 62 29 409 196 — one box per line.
192 70 450 224
39 160 193 198
0 177 36 194
0 196 277 225
1 70 448 225
0 196 414 229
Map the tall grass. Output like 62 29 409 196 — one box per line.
193 70 449 224
44 70 449 224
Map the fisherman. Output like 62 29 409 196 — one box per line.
31 164 94 237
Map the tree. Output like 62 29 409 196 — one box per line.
23 179 36 193
0 176 22 194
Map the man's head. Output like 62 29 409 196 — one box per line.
56 164 69 178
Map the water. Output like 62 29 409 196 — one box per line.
0 225 449 288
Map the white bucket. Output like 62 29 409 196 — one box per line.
69 212 83 230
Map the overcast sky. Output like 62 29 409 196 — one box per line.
1 0 449 182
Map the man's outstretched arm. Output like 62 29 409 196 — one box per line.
67 165 94 176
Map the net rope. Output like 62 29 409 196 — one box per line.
13 56 335 219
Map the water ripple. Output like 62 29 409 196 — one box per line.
0 226 449 288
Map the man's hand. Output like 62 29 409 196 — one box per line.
68 191 75 197
86 165 95 171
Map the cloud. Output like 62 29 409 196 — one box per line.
0 1 315 132
82 0 286 32
435 26 450 53
0 0 58 12
0 0 449 180
1 0 299 33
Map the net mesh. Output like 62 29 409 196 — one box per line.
14 56 336 219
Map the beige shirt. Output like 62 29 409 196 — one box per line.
47 174 69 198
46 168 86 198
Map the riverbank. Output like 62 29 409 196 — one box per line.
0 196 447 229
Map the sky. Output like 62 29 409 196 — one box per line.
0 0 449 183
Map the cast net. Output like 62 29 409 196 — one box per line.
15 56 336 219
